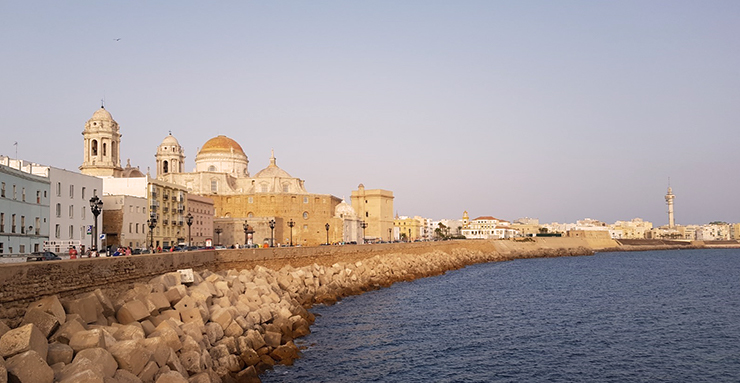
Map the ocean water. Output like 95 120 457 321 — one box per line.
262 249 740 383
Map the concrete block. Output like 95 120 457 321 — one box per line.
180 336 199 354
109 340 153 376
58 369 105 383
114 325 146 341
179 307 203 327
154 371 188 383
140 337 169 368
0 356 6 383
0 321 10 339
49 317 86 344
94 289 116 317
19 308 59 338
173 296 196 314
179 322 203 343
140 320 156 337
47 342 74 365
64 293 103 324
148 323 181 352
210 307 233 331
165 348 188 379
239 348 260 366
114 369 144 383
204 323 223 346
263 331 281 348
187 372 211 383
270 342 299 365
74 347 118 378
234 365 260 383
224 321 244 338
147 293 171 313
158 310 180 323
117 301 151 325
178 351 201 374
5 350 54 383
69 329 106 353
0 323 49 360
26 295 66 326
245 330 265 350
137 360 158 383
58 357 106 382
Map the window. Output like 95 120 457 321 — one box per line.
56 182 61 196
208 165 216 172
130 205 133 213
92 140 98 156
163 161 169 173
11 214 16 233
0 182 4 197
283 184 289 193
55 224 60 238
0 213 4 232
303 197 308 203
81 207 86 219
82 187 86 199
248 197 253 203
70 185 74 198
103 142 107 156
211 179 218 193
129 223 133 233
36 191 40 203
69 225 74 239
35 218 39 234
22 187 25 201
56 204 61 217
69 205 74 218
135 223 139 233
303 212 309 219
19 245 25 254
261 184 268 193
93 189 97 197
0 243 3 254
13 185 16 199
21 216 25 234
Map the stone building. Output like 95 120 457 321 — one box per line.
461 215 518 239
350 184 394 243
157 134 344 247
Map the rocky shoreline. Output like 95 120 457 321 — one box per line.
0 245 595 383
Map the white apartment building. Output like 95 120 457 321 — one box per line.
30 166 104 252
462 216 518 239
0 158 50 255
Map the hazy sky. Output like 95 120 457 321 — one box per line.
2 1 739 225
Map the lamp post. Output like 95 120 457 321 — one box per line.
268 219 276 247
147 213 158 250
89 196 103 251
389 228 392 242
360 221 368 244
186 213 193 247
287 219 295 247
214 227 222 246
244 221 250 247
325 223 330 245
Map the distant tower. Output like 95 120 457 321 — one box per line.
80 106 123 177
462 210 470 228
155 132 185 179
665 185 675 228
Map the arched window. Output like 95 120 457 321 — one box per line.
91 140 98 156
208 165 216 172
247 212 254 218
261 183 268 193
103 143 107 156
282 183 289 193
303 211 309 219
163 161 169 174
211 179 218 193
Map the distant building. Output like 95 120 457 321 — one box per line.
609 218 653 239
102 194 148 249
351 184 394 243
394 216 423 242
461 215 518 239
186 193 214 247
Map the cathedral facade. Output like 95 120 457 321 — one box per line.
156 134 347 246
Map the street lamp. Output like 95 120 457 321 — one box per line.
214 227 222 246
325 223 330 245
287 219 295 246
186 213 193 247
360 221 368 244
243 221 250 247
89 196 103 251
147 213 158 250
268 219 276 247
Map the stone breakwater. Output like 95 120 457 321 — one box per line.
0 245 594 383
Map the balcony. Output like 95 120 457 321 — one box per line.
163 219 169 225
163 207 169 213
163 193 170 201
178 221 184 226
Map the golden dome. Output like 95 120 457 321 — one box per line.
199 135 245 156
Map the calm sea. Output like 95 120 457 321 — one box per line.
262 249 740 383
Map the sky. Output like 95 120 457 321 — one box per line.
1 1 739 226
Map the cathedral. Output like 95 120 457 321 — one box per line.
79 105 369 247
155 133 356 246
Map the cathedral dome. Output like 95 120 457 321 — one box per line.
91 107 114 121
254 151 292 179
198 135 245 156
335 200 357 218
160 133 180 147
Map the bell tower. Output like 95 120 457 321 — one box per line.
80 106 123 177
155 132 185 179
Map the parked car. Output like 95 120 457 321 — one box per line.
27 251 62 262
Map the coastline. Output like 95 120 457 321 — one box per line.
1 238 739 382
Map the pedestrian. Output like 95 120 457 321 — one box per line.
69 246 78 260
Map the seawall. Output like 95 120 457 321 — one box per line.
0 238 603 325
